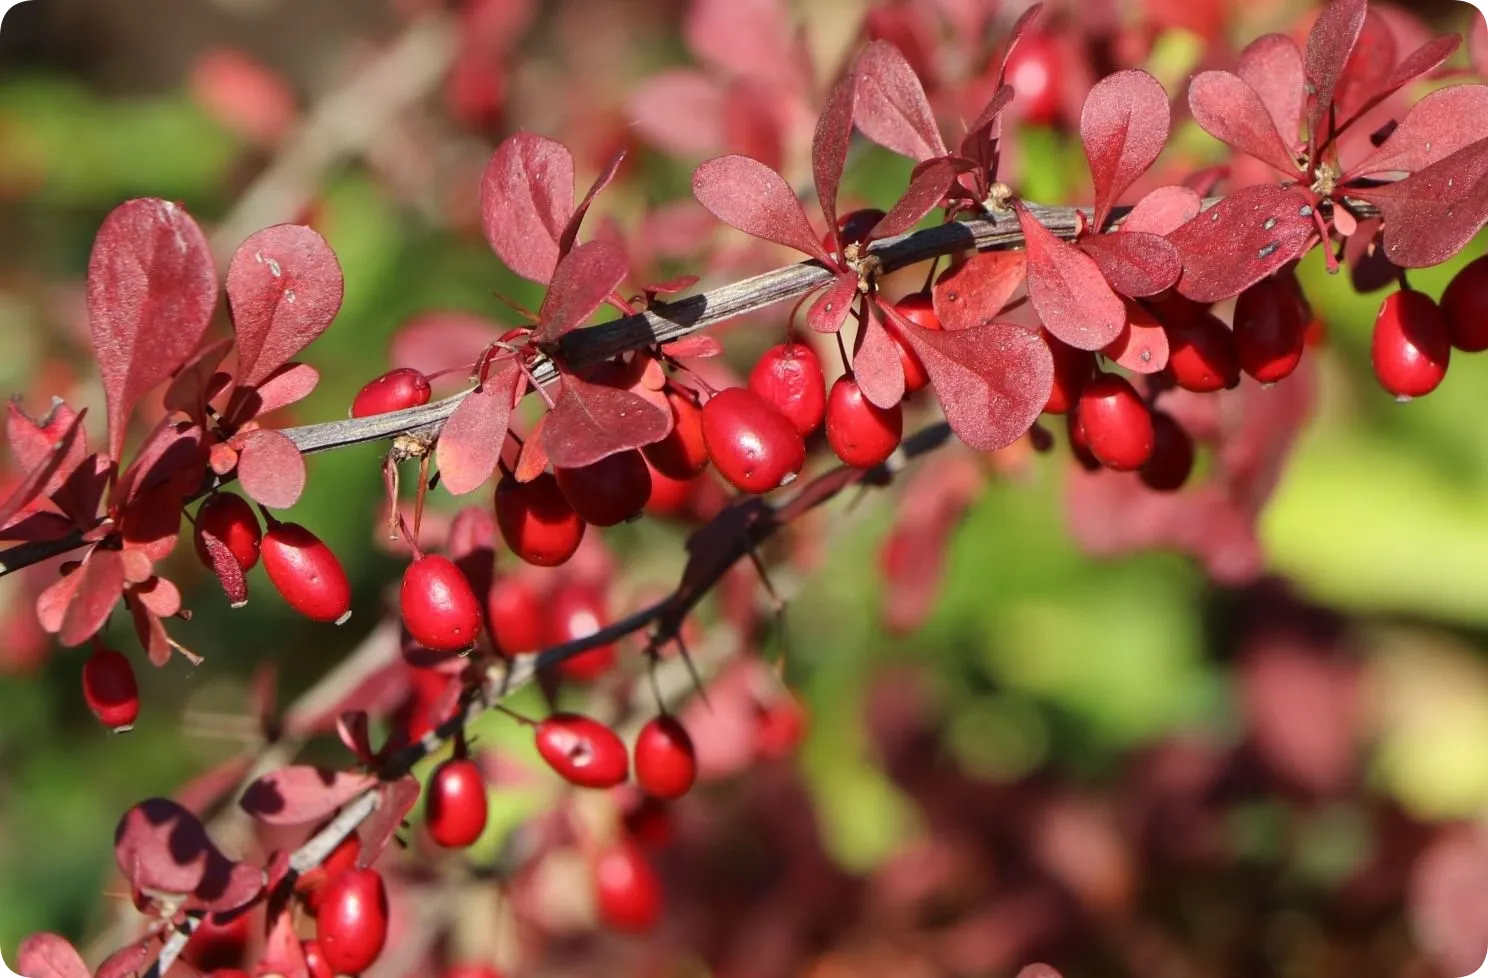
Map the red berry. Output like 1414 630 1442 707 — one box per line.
1042 330 1095 414
300 824 362 915
753 695 808 761
315 868 389 975
302 939 335 978
183 910 250 971
643 387 710 479
426 756 488 848
495 472 585 567
261 522 353 624
208 971 253 978
643 459 696 518
554 450 652 527
1233 279 1305 383
825 207 887 253
634 715 697 799
351 368 432 418
622 794 675 849
1442 255 1488 352
1162 306 1241 393
889 292 940 392
400 555 483 652
486 574 544 656
1139 412 1195 493
892 291 941 331
748 342 827 436
83 647 138 731
593 841 662 933
1065 410 1103 471
534 713 629 788
1004 33 1063 126
825 376 903 468
193 493 262 572
546 585 616 683
1074 374 1154 472
1372 290 1451 399
701 388 806 494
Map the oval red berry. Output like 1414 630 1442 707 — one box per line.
701 388 806 494
194 493 262 572
315 868 389 975
261 523 353 624
748 343 827 437
634 715 697 799
426 756 488 848
554 450 652 527
400 555 483 652
826 375 903 468
351 368 432 418
83 647 139 732
495 472 585 567
534 713 629 788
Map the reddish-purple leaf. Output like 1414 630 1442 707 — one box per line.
1103 302 1170 373
853 307 906 410
684 0 808 95
533 240 629 344
226 225 344 387
813 75 857 248
1331 9 1397 123
88 199 218 462
119 480 187 563
996 3 1045 87
435 364 521 495
692 155 833 264
630 70 729 159
1305 0 1368 157
114 797 264 911
240 362 321 419
481 133 576 284
1169 186 1317 302
0 406 85 528
661 334 722 359
723 78 789 171
1121 185 1202 236
1472 13 1488 79
1357 135 1488 267
868 158 957 241
6 399 81 478
807 273 859 334
1016 204 1125 350
16 934 90 978
1342 34 1462 129
337 711 375 763
200 529 249 608
880 454 982 634
235 428 306 510
128 596 173 667
1188 71 1301 176
645 274 700 297
541 372 672 470
50 454 111 531
111 417 201 512
42 548 125 646
163 337 234 425
1081 69 1171 230
961 85 1014 172
934 251 1026 330
1346 84 1488 178
1078 231 1183 297
359 775 422 865
94 943 151 978
514 415 550 483
558 150 626 260
852 40 947 163
239 766 376 825
898 320 1053 452
1238 34 1306 154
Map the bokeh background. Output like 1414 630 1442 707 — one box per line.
3 0 1488 975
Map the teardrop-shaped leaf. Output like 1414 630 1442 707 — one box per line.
630 70 729 160
684 0 809 95
235 428 306 509
1357 135 1488 268
163 337 234 425
813 74 856 248
16 934 90 978
1103 301 1169 373
960 85 1014 168
358 775 422 866
0 408 85 529
900 320 1053 452
88 199 218 461
481 133 576 284
807 273 859 334
1189 71 1300 176
514 414 550 482
1346 84 1488 178
435 364 521 495
852 39 947 163
44 548 125 646
1331 9 1396 123
114 797 265 911
542 372 672 470
692 155 833 264
1120 185 1202 236
1304 0 1368 157
94 943 151 978
1079 231 1183 297
853 307 906 410
868 158 957 241
1169 186 1317 302
1238 34 1306 153
1339 34 1462 135
558 150 626 259
200 528 249 608
239 766 376 825
1081 69 1171 230
226 224 344 387
533 240 629 345
934 251 1026 330
1016 203 1125 350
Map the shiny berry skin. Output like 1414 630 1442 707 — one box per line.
261 522 353 624
642 388 709 479
643 459 695 518
825 376 903 468
634 715 697 799
593 841 663 933
889 292 940 392
400 555 483 652
315 868 389 975
300 825 362 915
1442 255 1488 352
1163 307 1241 393
554 450 652 527
546 585 616 682
1042 331 1095 414
351 368 432 418
426 756 488 848
302 940 335 978
495 472 585 567
893 291 942 331
748 342 827 437
1372 290 1452 399
193 493 262 572
1004 32 1063 126
825 207 887 253
623 794 676 849
1065 411 1103 472
83 647 139 731
486 574 544 656
534 713 629 788
1074 374 1154 472
1233 279 1305 384
183 910 250 971
1139 412 1195 493
701 388 806 494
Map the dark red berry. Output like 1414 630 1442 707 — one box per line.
1162 306 1241 393
1442 255 1488 352
1004 32 1063 126
208 971 253 978
555 450 652 527
889 292 940 392
1042 330 1095 414
634 715 697 799
495 472 585 567
546 585 616 683
534 713 629 788
1372 290 1451 399
400 555 483 652
261 522 353 624
642 387 709 479
183 910 250 971
351 368 432 418
701 388 806 494
426 756 488 848
1234 278 1305 384
826 376 903 468
893 291 942 331
1074 374 1154 472
83 647 139 732
753 695 808 761
487 574 543 656
1065 411 1103 471
825 207 887 253
593 841 662 933
1139 412 1195 492
643 458 695 518
748 342 827 437
622 794 676 849
300 824 362 915
194 493 262 572
315 868 389 975
303 939 335 978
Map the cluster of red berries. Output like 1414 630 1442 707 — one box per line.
1369 255 1488 401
